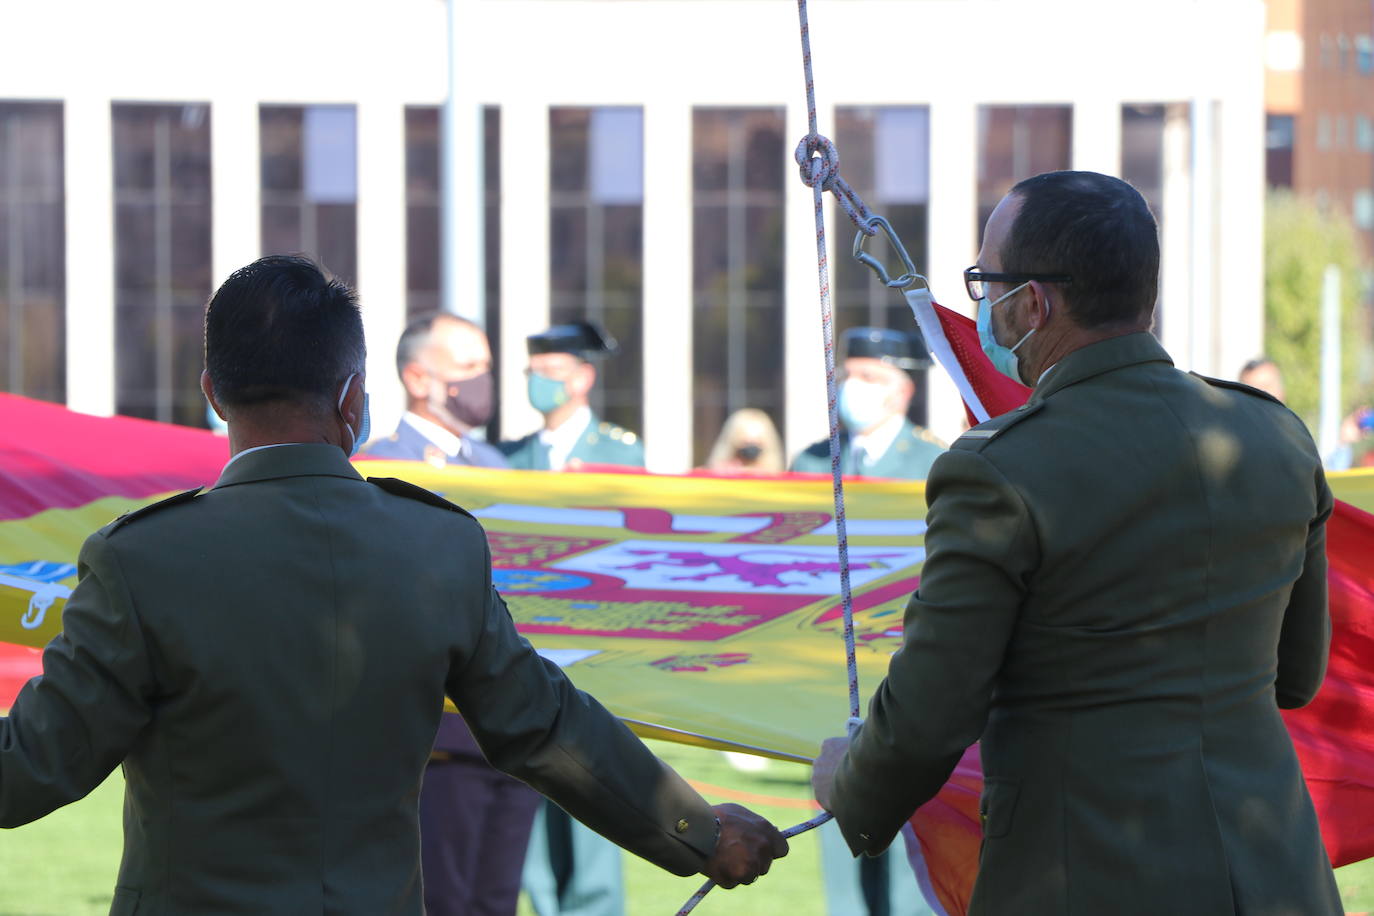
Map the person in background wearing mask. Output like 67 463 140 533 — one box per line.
366 312 507 469
790 327 946 480
503 322 641 916
812 171 1339 914
704 408 785 474
499 322 644 471
364 312 531 916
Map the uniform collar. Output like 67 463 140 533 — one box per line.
539 406 593 460
1029 332 1172 404
850 412 905 463
212 442 363 489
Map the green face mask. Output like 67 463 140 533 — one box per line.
528 372 569 414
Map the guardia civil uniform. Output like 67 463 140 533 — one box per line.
831 333 1342 915
790 421 946 481
499 322 645 474
500 411 644 471
795 324 942 915
0 444 717 915
790 327 944 483
500 322 642 915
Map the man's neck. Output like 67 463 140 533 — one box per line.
545 398 590 432
1022 323 1147 386
227 417 340 459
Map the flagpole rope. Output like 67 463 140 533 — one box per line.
674 2 871 911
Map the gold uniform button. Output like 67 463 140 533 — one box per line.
675 818 690 834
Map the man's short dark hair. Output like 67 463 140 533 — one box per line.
1241 356 1278 375
395 311 481 379
205 255 364 410
1003 171 1160 329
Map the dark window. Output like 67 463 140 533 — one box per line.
260 105 357 284
549 107 644 436
834 106 932 426
404 105 503 434
692 108 786 466
0 101 66 403
1265 113 1296 188
405 106 442 318
976 105 1073 237
113 103 212 425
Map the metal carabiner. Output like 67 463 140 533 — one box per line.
853 215 921 289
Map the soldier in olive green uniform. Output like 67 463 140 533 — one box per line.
813 173 1341 915
500 323 644 472
790 327 946 481
0 256 788 916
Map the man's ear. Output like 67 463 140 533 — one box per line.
341 372 366 425
1026 281 1053 330
569 362 596 398
400 362 430 401
201 370 226 420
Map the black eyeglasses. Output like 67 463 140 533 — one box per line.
964 267 1072 302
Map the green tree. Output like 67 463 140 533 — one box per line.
1263 191 1371 429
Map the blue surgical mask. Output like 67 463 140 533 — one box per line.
838 378 890 432
338 373 370 458
528 372 569 414
976 282 1038 383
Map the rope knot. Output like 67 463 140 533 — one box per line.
794 133 840 190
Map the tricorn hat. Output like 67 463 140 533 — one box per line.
526 321 619 360
842 326 932 371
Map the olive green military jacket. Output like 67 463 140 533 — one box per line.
790 419 946 480
499 412 644 470
0 445 715 916
831 333 1341 915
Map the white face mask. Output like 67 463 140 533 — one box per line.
838 378 891 432
337 372 371 457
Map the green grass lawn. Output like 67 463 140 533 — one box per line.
1 741 1370 915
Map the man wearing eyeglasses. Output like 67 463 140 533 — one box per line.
813 171 1340 914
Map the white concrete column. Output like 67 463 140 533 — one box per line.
641 101 693 474
1072 97 1122 178
924 97 978 442
210 97 260 292
64 97 115 416
442 0 485 325
497 101 549 440
1215 25 1267 378
1186 97 1218 376
355 98 408 440
784 100 830 465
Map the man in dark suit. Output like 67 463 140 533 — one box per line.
0 256 788 915
812 172 1341 914
365 312 508 469
363 311 531 915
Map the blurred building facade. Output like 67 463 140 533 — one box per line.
1265 0 1374 260
1 0 1267 472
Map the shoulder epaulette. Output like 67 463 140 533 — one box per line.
367 477 474 519
913 426 948 449
951 401 1045 450
107 487 203 533
1189 372 1283 405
